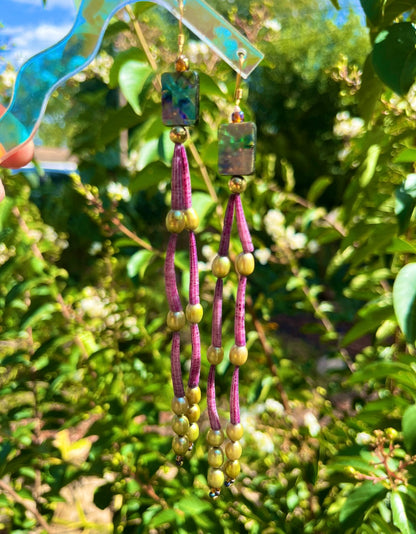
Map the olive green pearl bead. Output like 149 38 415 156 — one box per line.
225 440 242 460
170 126 188 144
208 446 224 468
167 310 186 331
166 210 185 233
172 415 190 436
207 428 225 447
185 303 203 324
226 422 244 442
172 435 190 456
235 252 255 276
187 422 200 443
228 176 247 194
229 344 248 366
171 396 189 415
184 207 199 231
207 467 225 489
212 255 231 278
187 403 201 423
207 345 224 365
186 386 201 405
224 459 241 479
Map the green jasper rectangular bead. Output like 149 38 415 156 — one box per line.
218 122 257 176
161 71 199 126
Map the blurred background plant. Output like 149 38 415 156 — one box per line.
3 0 416 532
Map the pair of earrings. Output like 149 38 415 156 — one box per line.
161 2 256 498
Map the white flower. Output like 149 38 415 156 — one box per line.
308 240 320 254
356 432 372 445
265 398 285 416
79 296 106 319
1 67 16 89
253 431 275 453
88 241 103 256
255 248 271 265
107 182 131 202
334 111 364 138
304 412 320 436
264 19 282 33
264 209 285 241
202 245 216 262
286 226 307 250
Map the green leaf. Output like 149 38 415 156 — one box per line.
20 302 60 330
360 144 380 187
357 54 384 122
118 60 153 115
339 481 387 529
403 404 416 454
395 174 416 234
127 250 154 279
393 263 416 344
93 483 113 510
176 496 211 515
307 176 332 203
394 148 416 163
372 23 416 95
150 509 178 528
360 0 415 27
391 490 412 534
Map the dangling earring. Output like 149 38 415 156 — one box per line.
206 51 256 497
162 0 202 467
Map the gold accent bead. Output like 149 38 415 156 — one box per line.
208 446 224 468
207 467 225 489
229 344 248 366
187 422 200 443
225 440 242 460
212 255 231 278
166 210 185 233
169 127 188 144
207 345 224 365
185 303 203 324
226 422 244 442
176 54 189 72
186 386 201 405
172 435 190 456
172 415 190 436
167 310 186 331
224 459 241 479
187 403 201 423
235 252 255 276
184 207 199 230
171 396 189 415
207 428 225 447
228 176 247 194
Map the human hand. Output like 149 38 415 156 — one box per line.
0 103 35 201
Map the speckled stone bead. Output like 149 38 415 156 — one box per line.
172 415 190 436
187 403 201 423
212 255 231 278
185 303 203 324
171 396 189 415
162 71 200 126
170 126 188 144
187 422 200 443
224 459 241 479
229 344 248 366
184 207 199 230
186 386 201 405
218 122 257 176
208 446 224 468
167 310 186 331
166 209 185 233
207 345 224 365
207 428 225 447
172 435 190 456
225 440 242 461
208 467 225 489
228 176 247 194
226 422 244 442
235 252 255 276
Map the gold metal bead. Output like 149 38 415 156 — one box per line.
229 344 248 366
187 403 201 423
207 467 225 489
185 303 203 324
172 435 190 456
224 459 241 479
208 446 224 468
207 345 224 365
187 422 199 443
167 310 186 331
186 386 201 405
235 252 255 276
171 396 189 415
183 207 199 230
228 176 247 194
225 440 242 460
226 422 244 442
176 54 189 72
170 126 188 144
166 210 185 233
172 415 190 436
207 428 225 447
212 255 231 278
